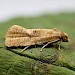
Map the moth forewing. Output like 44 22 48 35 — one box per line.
5 25 70 52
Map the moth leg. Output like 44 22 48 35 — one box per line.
58 40 61 50
41 42 52 51
21 46 30 52
41 39 60 51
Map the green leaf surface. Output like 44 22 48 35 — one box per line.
0 13 75 75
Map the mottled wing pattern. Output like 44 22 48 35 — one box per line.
5 25 61 47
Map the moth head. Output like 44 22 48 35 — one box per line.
61 32 70 42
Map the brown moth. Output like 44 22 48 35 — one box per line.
5 25 70 52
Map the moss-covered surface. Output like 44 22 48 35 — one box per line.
0 13 75 75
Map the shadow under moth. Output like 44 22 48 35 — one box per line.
5 25 70 52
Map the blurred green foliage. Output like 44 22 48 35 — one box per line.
0 13 75 75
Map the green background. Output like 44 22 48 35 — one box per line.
0 13 75 75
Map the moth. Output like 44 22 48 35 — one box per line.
5 25 70 52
